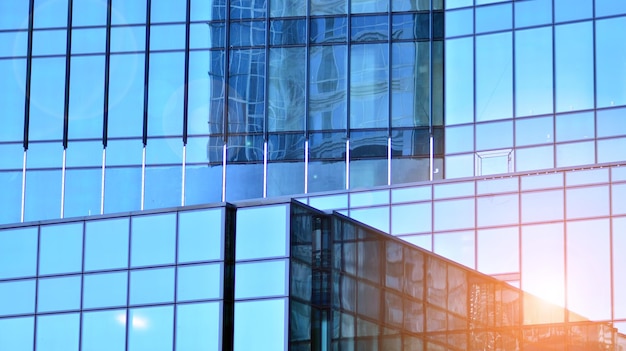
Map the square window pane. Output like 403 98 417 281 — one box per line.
236 205 288 260
391 203 432 235
178 208 224 263
0 280 36 316
235 260 288 299
177 264 222 302
349 207 390 233
433 231 474 269
556 141 595 168
521 190 564 223
85 218 129 271
83 272 128 309
477 227 519 274
36 313 80 351
566 186 610 219
176 302 221 351
37 275 81 313
0 227 38 279
130 267 175 305
131 213 176 267
234 299 287 351
434 199 474 231
39 222 83 275
0 317 34 351
128 306 174 351
477 194 519 227
82 310 127 351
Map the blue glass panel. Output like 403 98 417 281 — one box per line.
521 190 564 223
66 141 102 168
176 302 221 351
37 275 81 312
0 227 37 279
26 141 63 169
555 0 592 22
0 317 34 351
82 310 127 351
476 32 512 121
433 230 474 268
110 26 146 52
615 218 626 319
392 42 430 127
146 138 183 165
150 24 186 50
270 19 306 45
64 168 102 218
0 59 26 142
351 15 388 42
515 0 551 28
178 208 223 262
446 0 472 9
566 168 608 186
0 280 36 316
597 17 626 108
516 116 553 146
29 57 65 141
445 125 473 153
68 55 105 139
477 194 519 227
434 198 474 231
230 21 266 46
230 0 266 19
555 112 594 142
103 166 142 213
393 0 429 11
598 137 626 163
130 267 175 305
556 141 595 167
614 184 626 216
0 31 28 57
267 162 304 196
83 272 128 309
445 8 473 37
33 0 68 28
515 145 554 172
108 53 145 138
191 0 225 21
36 313 80 351
308 45 347 130
350 43 389 129
445 37 473 125
555 22 594 113
444 153 474 178
566 185 610 219
235 260 287 299
308 160 346 192
71 28 106 54
85 218 129 271
236 204 288 260
150 0 186 23
271 0 305 16
350 206 390 232
187 51 218 136
476 120 513 150
476 3 511 33
234 299 287 351
128 306 174 351
72 0 107 26
144 165 182 210
477 227 518 274
515 27 553 117
148 52 185 137
131 213 176 266
24 169 61 222
311 0 346 14
105 139 143 166
111 0 147 25
351 0 386 13
596 0 626 16
0 0 30 30
268 48 306 132
177 263 222 301
39 222 83 275
32 29 67 56
597 107 626 138
434 181 474 199
184 165 223 205
391 202 432 235
310 17 347 44
225 162 263 201
228 49 266 134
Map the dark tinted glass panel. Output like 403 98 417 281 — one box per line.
350 43 389 128
393 13 428 40
392 42 430 127
230 21 266 46
309 45 347 130
230 0 267 19
228 49 265 133
351 15 388 42
271 0 305 16
310 17 347 43
351 130 387 159
270 19 306 45
391 157 432 184
268 48 306 131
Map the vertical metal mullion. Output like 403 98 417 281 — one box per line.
346 0 352 190
304 0 311 194
223 0 231 202
172 212 180 351
23 0 35 150
78 220 86 351
182 0 191 145
102 0 113 147
387 7 393 186
62 0 73 149
124 217 133 351
263 7 270 198
33 225 42 350
142 0 152 147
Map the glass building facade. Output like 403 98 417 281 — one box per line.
1 200 625 350
3 0 626 349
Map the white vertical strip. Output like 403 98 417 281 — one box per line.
345 139 350 190
429 135 434 181
101 148 106 215
20 150 27 222
181 145 186 206
387 137 392 186
141 146 146 210
222 143 227 202
263 141 268 198
304 140 309 194
60 148 66 218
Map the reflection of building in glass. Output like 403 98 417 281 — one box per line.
3 0 626 349
2 200 626 350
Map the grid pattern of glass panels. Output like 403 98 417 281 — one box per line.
0 0 444 226
301 162 626 334
0 205 226 351
444 0 626 179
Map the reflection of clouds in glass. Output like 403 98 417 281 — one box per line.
116 313 149 330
